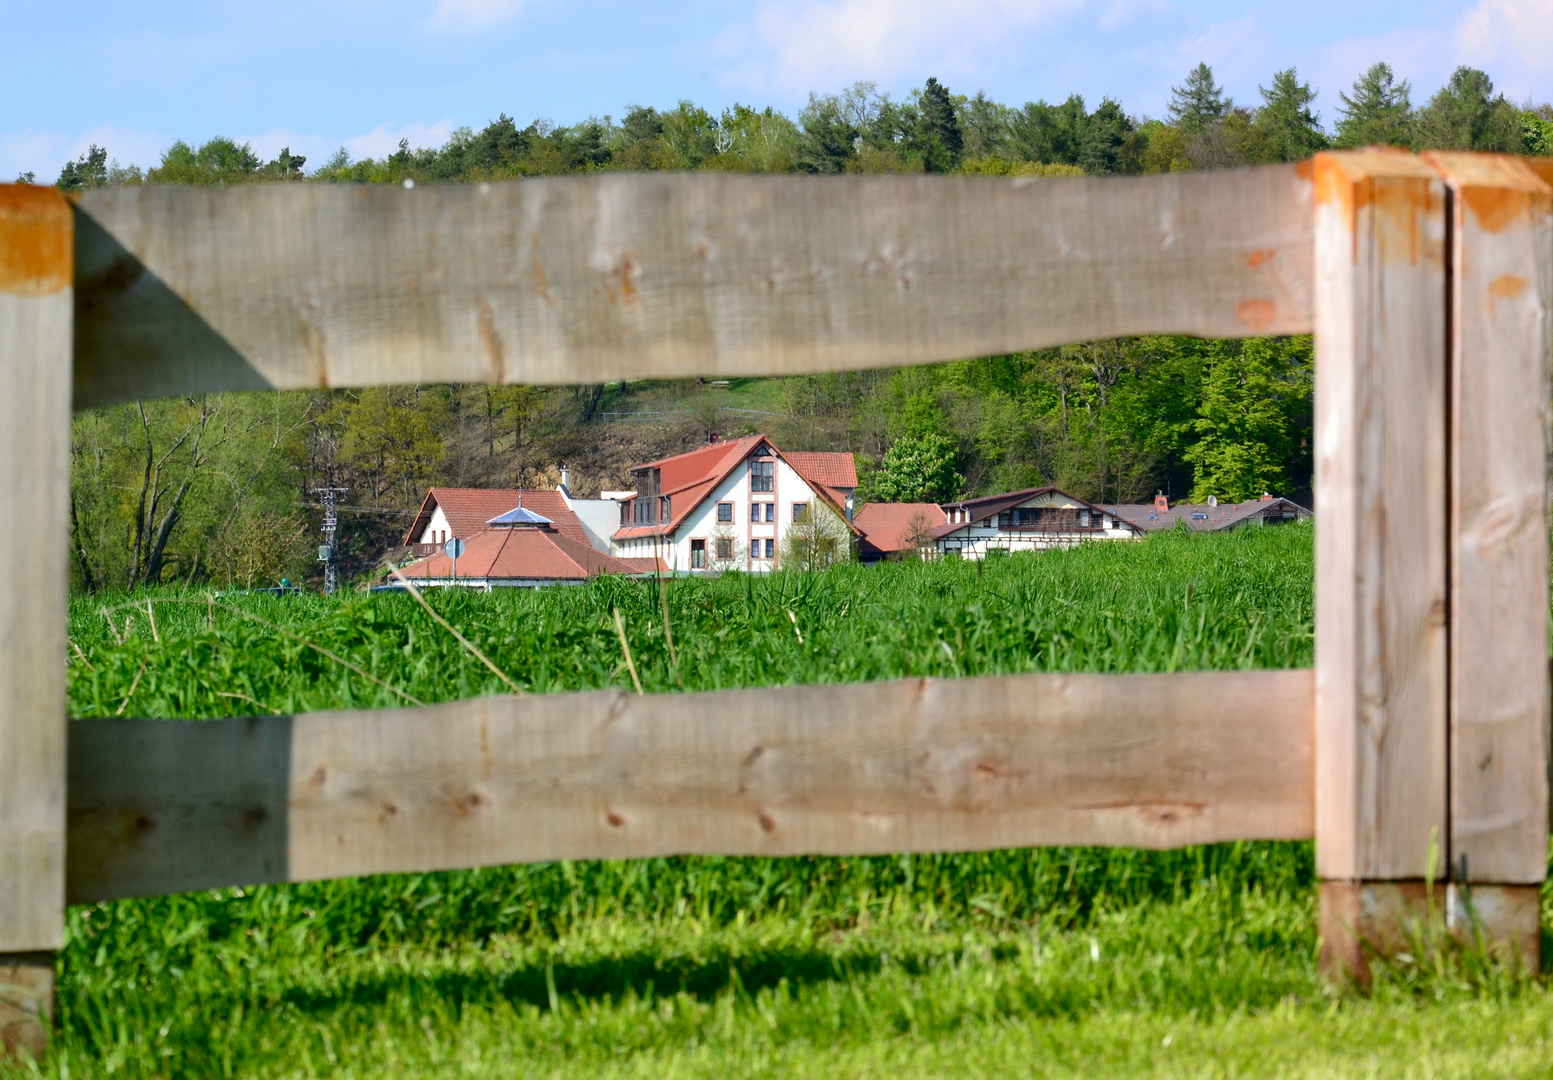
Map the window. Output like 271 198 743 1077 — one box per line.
715 537 733 559
690 539 706 569
765 503 775 523
792 502 809 523
750 459 774 492
765 538 775 559
717 501 733 523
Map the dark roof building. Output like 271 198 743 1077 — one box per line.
1104 494 1311 533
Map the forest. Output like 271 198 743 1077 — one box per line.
47 62 1550 592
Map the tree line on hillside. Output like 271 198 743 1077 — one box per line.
68 334 1308 593
53 59 1536 592
35 62 1553 190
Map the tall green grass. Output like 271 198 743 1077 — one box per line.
16 523 1551 1079
68 523 1313 718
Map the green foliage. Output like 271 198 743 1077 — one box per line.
55 144 107 190
869 433 962 503
1167 62 1229 135
29 532 1553 1077
1336 62 1415 149
1522 104 1553 156
1255 69 1329 162
1183 337 1313 502
779 500 853 571
916 76 963 172
1415 66 1521 152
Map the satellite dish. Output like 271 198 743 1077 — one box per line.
444 537 465 559
1207 495 1218 507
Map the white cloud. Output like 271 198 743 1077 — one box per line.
0 124 172 183
712 0 1090 97
422 0 523 33
1456 0 1553 101
341 119 460 161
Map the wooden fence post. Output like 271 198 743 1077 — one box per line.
0 186 73 1061
1312 151 1450 982
1424 152 1551 968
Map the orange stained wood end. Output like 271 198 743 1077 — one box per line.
1422 152 1552 234
1312 150 1444 267
0 184 71 297
1521 157 1553 189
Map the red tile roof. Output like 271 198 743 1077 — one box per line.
854 503 947 556
406 488 593 549
618 435 858 540
399 525 640 582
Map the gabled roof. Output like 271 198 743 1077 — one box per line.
1103 497 1311 533
854 503 947 556
399 524 641 582
615 435 859 540
405 488 593 548
931 487 1136 539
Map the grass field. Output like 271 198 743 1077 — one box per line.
15 523 1553 1078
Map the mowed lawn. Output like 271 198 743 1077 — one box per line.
15 523 1552 1078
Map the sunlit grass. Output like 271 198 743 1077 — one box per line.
15 523 1551 1079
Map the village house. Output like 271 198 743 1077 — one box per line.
1104 493 1311 533
398 504 646 590
929 488 1146 558
613 435 858 571
853 503 948 562
404 472 621 557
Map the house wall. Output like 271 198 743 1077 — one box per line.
613 457 841 573
565 496 625 554
935 491 1139 559
417 506 452 545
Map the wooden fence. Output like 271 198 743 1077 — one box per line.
2 150 1550 1058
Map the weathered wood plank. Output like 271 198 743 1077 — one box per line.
1312 150 1448 884
1424 152 1552 886
66 669 1314 902
1318 881 1540 986
71 167 1315 408
0 187 72 957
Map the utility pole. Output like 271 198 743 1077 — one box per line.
311 486 348 595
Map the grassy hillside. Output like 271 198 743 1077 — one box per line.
23 524 1553 1078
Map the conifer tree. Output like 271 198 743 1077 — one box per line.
1256 69 1327 161
1167 63 1228 135
1334 62 1414 148
916 76 963 172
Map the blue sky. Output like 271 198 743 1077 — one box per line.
4 0 1549 181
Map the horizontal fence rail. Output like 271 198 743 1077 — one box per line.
72 166 1314 408
66 669 1314 903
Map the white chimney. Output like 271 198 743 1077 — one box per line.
559 467 572 497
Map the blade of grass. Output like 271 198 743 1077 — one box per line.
218 600 426 708
385 566 523 695
613 607 644 695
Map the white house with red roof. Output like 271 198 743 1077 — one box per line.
930 487 1145 558
612 435 858 572
400 504 646 589
406 485 625 557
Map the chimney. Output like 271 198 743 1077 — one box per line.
559 467 572 497
1154 493 1168 514
1260 491 1273 501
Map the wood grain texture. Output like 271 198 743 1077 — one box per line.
71 167 1315 408
67 669 1314 902
1424 153 1552 885
0 187 72 954
1318 881 1541 984
1312 151 1448 881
